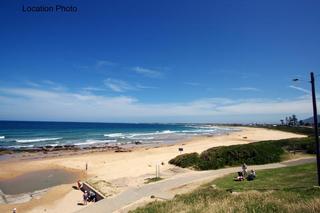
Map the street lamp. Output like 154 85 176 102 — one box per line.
294 72 320 186
310 72 320 186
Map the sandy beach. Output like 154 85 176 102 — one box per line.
0 127 306 213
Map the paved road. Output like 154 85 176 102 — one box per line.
77 158 315 213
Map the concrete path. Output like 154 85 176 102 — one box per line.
77 158 315 213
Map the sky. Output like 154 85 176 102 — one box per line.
0 0 320 123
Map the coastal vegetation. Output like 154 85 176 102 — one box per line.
131 163 320 213
265 125 314 136
169 136 315 170
168 152 200 168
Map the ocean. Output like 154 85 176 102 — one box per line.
0 121 237 149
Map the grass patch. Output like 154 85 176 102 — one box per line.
144 177 163 184
131 163 320 213
86 179 118 197
212 163 317 192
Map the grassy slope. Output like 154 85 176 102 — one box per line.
131 163 320 213
212 163 317 192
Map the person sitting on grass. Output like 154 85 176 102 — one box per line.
247 169 256 181
234 171 245 181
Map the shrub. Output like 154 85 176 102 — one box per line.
169 137 316 170
268 137 316 154
168 152 200 168
197 142 284 170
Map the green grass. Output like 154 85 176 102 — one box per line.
212 163 317 192
131 163 320 213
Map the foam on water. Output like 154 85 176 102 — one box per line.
104 133 124 138
16 137 63 143
104 130 178 139
74 139 117 146
8 144 35 148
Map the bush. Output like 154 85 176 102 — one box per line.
169 137 316 170
168 152 200 168
197 142 284 170
268 137 316 154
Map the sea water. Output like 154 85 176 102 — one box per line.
0 121 237 149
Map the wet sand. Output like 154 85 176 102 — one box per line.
0 169 80 195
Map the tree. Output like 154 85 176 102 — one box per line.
283 115 299 126
280 119 284 125
285 117 289 125
299 120 304 126
292 114 298 126
288 116 291 126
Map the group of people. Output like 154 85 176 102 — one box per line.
83 190 97 205
234 163 256 181
77 180 97 205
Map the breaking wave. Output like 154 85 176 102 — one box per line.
16 137 62 143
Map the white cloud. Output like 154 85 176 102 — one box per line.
41 80 66 91
0 87 314 122
231 87 261 92
132 66 163 78
184 82 200 86
104 79 156 92
82 87 105 92
135 84 157 89
289 85 310 94
25 80 41 87
96 60 116 69
104 78 136 92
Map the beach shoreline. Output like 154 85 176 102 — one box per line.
0 127 306 213
0 125 241 171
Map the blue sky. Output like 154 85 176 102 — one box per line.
0 0 320 123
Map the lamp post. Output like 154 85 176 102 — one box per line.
293 72 320 186
310 72 320 186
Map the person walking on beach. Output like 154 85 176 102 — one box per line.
85 162 88 171
242 163 248 176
